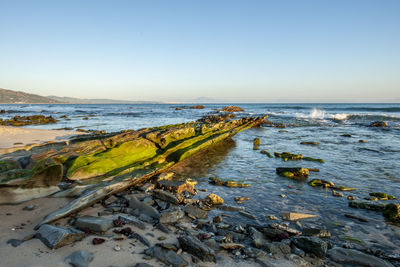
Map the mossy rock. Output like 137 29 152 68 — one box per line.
370 192 396 200
276 167 309 178
303 157 324 163
300 141 319 145
209 177 250 187
260 150 273 158
274 152 303 161
0 159 20 172
253 138 261 146
308 179 334 188
281 171 294 178
383 203 400 222
67 138 158 180
332 185 356 191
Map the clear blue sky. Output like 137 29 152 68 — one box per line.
0 0 399 102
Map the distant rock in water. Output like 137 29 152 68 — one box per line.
370 121 388 127
221 106 244 112
0 115 58 126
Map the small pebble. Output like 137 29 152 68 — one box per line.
280 194 286 198
113 245 121 251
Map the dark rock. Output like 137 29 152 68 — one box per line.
134 263 155 267
292 236 328 258
128 196 160 219
328 247 394 267
243 247 267 258
249 227 270 249
159 207 185 224
153 189 181 204
383 203 400 222
118 214 146 229
184 204 208 219
7 239 23 247
221 106 244 112
75 216 114 232
36 224 85 249
65 250 94 267
178 235 216 262
204 239 219 251
145 245 188 267
157 179 196 195
349 200 385 211
131 233 151 247
155 223 171 234
370 121 388 127
23 205 36 211
92 238 106 245
303 228 331 238
276 167 309 178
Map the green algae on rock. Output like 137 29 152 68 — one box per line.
383 203 400 222
209 177 250 188
260 150 273 158
0 115 266 225
308 179 334 188
276 167 309 179
0 115 58 126
369 192 397 200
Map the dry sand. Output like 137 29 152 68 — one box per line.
0 126 84 149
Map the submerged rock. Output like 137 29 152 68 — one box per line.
260 150 273 158
370 121 388 127
276 167 309 178
383 203 400 222
369 192 396 200
328 247 394 267
349 200 385 211
209 177 250 187
36 224 85 249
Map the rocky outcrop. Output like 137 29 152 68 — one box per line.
220 106 244 112
328 247 394 267
0 116 267 226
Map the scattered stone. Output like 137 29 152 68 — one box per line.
328 247 394 267
269 223 301 235
292 236 328 258
282 212 317 221
276 167 309 178
153 189 181 204
359 139 367 143
7 239 23 247
134 264 155 267
184 204 208 219
341 134 352 137
347 195 355 200
36 224 85 249
303 228 331 238
219 243 245 250
114 244 121 251
308 179 334 188
279 194 286 198
332 190 344 197
159 207 185 224
75 216 114 232
22 205 36 211
205 193 224 205
370 192 396 200
178 235 216 262
260 150 273 158
92 237 106 245
209 177 250 188
128 196 160 218
131 233 151 247
158 179 197 194
145 245 188 267
217 205 244 211
138 183 155 192
118 214 146 230
65 250 94 267
204 239 219 251
267 215 278 220
156 223 171 234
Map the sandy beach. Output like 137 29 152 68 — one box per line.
0 126 84 152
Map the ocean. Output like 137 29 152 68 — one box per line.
1 103 400 253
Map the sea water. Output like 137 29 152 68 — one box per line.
1 103 400 253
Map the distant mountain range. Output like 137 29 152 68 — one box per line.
0 88 161 104
0 88 60 104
